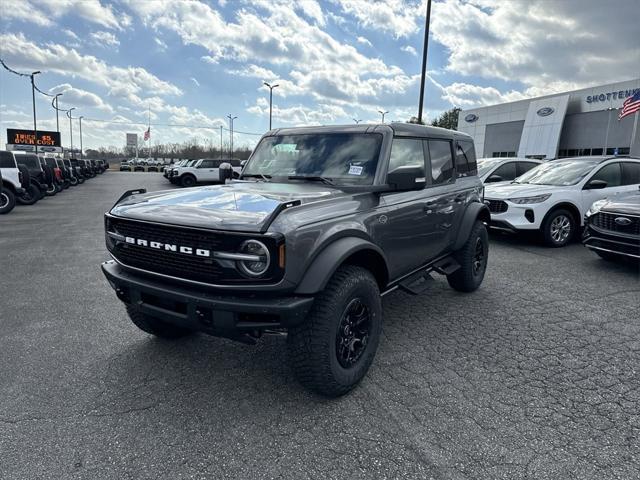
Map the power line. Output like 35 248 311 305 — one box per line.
0 57 31 77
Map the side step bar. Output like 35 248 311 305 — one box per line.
394 256 461 296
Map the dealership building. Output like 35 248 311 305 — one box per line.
457 78 640 160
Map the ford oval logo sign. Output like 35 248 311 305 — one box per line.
537 107 554 117
614 217 632 226
464 113 478 123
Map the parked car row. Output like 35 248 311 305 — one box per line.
482 155 640 259
0 150 108 214
162 158 245 187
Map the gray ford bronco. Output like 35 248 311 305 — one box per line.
102 123 490 396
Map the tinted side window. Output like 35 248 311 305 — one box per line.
0 151 16 168
591 163 621 187
427 140 453 184
492 162 517 181
199 160 213 168
455 140 477 177
388 138 425 172
621 162 640 185
517 161 539 176
229 159 241 167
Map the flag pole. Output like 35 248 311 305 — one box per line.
631 111 639 156
147 105 151 159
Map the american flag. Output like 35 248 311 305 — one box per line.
619 90 640 120
143 127 150 141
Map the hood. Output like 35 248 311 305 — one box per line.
110 181 350 233
600 191 640 216
484 182 563 199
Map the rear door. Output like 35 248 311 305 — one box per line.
580 161 627 214
196 159 216 181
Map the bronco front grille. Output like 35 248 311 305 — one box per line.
105 215 282 284
486 199 508 214
592 212 640 236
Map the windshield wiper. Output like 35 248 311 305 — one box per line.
287 175 335 186
241 173 271 181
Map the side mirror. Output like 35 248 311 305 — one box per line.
486 174 503 183
586 179 607 190
387 165 426 191
219 162 233 183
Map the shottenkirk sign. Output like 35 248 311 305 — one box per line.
586 88 639 104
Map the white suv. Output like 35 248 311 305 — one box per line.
0 150 25 214
484 156 640 247
477 157 542 184
171 158 243 187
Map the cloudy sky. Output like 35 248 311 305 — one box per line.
1 0 638 150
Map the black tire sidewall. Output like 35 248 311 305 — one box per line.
181 175 196 187
542 209 575 247
0 189 16 213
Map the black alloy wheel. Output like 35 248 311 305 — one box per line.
336 298 372 369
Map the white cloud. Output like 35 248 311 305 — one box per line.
332 0 423 39
154 37 168 51
0 33 182 100
296 0 326 26
2 0 124 29
91 31 120 47
63 29 79 40
401 45 417 56
49 83 115 112
247 100 348 126
430 0 640 91
356 36 372 47
442 82 527 107
191 77 200 87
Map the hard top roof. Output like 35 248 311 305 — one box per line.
267 122 472 141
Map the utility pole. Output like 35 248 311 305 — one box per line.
219 125 223 159
227 114 237 159
30 71 41 154
263 82 279 130
79 116 84 160
53 93 63 133
67 107 76 159
378 110 389 123
417 0 432 124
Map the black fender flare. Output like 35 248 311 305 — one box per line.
453 202 491 251
295 237 388 295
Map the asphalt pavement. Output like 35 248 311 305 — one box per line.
1 172 639 480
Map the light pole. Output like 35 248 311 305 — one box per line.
53 93 63 133
227 114 237 159
378 110 389 123
79 116 84 160
263 82 279 130
67 107 76 159
219 125 223 159
417 0 432 124
30 71 41 154
353 118 362 124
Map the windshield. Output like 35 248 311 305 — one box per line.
243 133 382 185
477 158 504 177
515 159 600 186
16 155 40 169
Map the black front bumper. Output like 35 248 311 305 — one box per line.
582 225 640 259
102 260 314 339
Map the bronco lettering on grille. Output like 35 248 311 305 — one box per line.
124 236 211 257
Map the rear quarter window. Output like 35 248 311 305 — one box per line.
428 140 454 184
455 140 477 177
0 151 17 168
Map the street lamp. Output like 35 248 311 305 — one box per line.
79 116 84 160
227 114 237 159
219 125 223 159
67 107 76 159
353 118 362 124
378 110 389 123
263 82 279 130
52 93 63 133
30 71 41 154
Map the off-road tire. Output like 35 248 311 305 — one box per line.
45 182 57 196
287 265 382 397
17 164 31 188
125 304 192 339
447 220 489 292
542 208 576 247
0 188 16 214
181 174 196 188
16 184 40 205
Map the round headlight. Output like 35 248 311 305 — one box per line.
237 240 270 277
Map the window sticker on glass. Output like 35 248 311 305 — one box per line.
348 165 363 175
